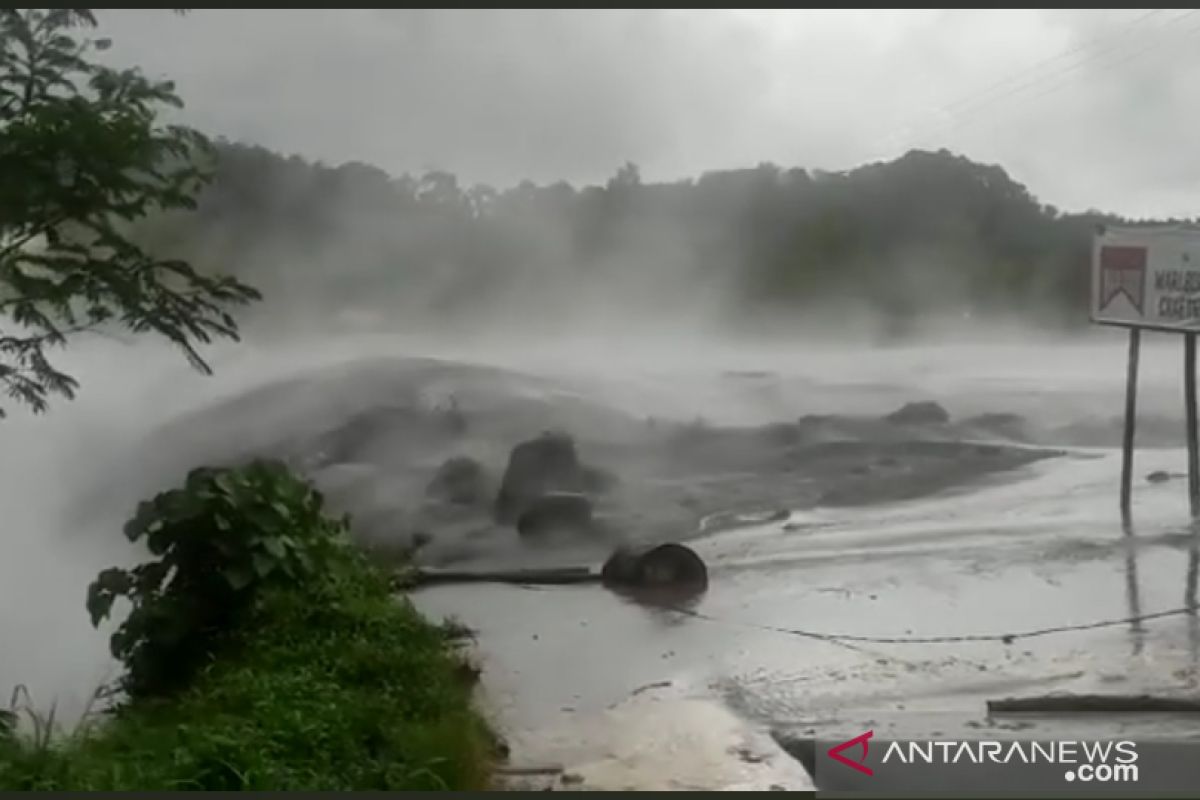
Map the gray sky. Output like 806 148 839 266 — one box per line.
97 9 1200 219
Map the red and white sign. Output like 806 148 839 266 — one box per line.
1092 226 1200 331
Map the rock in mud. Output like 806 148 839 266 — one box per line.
760 422 803 446
600 543 709 591
496 430 608 523
426 456 489 506
516 491 594 539
884 401 950 426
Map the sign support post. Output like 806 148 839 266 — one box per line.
1093 225 1200 521
1186 333 1200 517
1121 328 1140 523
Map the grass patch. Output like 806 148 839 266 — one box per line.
1 565 494 790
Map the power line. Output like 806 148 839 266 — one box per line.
667 603 1194 646
1011 13 1200 111
866 10 1165 157
868 9 1197 159
940 9 1169 119
904 9 1200 151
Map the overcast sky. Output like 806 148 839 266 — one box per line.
95 9 1200 219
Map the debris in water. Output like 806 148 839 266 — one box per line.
629 680 672 697
732 746 768 764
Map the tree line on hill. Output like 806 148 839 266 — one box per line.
131 143 1183 338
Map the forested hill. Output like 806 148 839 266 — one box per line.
133 143 1182 337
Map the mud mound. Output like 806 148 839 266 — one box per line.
885 401 950 425
427 456 490 507
112 357 1067 571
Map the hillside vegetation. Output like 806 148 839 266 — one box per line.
131 145 1179 336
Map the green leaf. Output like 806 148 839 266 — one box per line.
260 536 288 559
146 527 172 556
123 501 156 541
213 472 236 497
86 583 116 627
251 551 276 580
0 708 16 738
221 564 254 591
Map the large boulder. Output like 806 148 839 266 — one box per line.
495 431 586 524
600 543 709 591
884 401 949 426
426 456 489 507
516 491 593 539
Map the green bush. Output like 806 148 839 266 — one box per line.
86 460 353 699
1 576 494 789
1 461 495 790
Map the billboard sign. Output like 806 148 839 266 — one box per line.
1092 225 1200 331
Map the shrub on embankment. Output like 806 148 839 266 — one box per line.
0 461 493 790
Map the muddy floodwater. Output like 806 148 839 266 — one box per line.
4 331 1200 790
408 335 1200 789
415 451 1200 786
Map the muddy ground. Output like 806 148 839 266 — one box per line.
131 355 1082 571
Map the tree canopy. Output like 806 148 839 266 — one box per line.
0 9 259 416
132 141 1167 339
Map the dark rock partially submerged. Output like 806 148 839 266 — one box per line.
426 456 489 506
495 431 587 524
601 543 709 591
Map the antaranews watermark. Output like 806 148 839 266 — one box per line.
882 738 1139 784
787 731 1193 793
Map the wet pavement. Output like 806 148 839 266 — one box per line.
413 447 1200 787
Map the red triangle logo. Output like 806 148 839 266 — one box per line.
827 730 874 776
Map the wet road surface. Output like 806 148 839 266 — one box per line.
414 447 1200 787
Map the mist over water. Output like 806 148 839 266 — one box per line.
1 304 1193 726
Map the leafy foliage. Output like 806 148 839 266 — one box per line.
3 556 494 790
3 460 495 789
0 9 260 417
86 460 352 699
